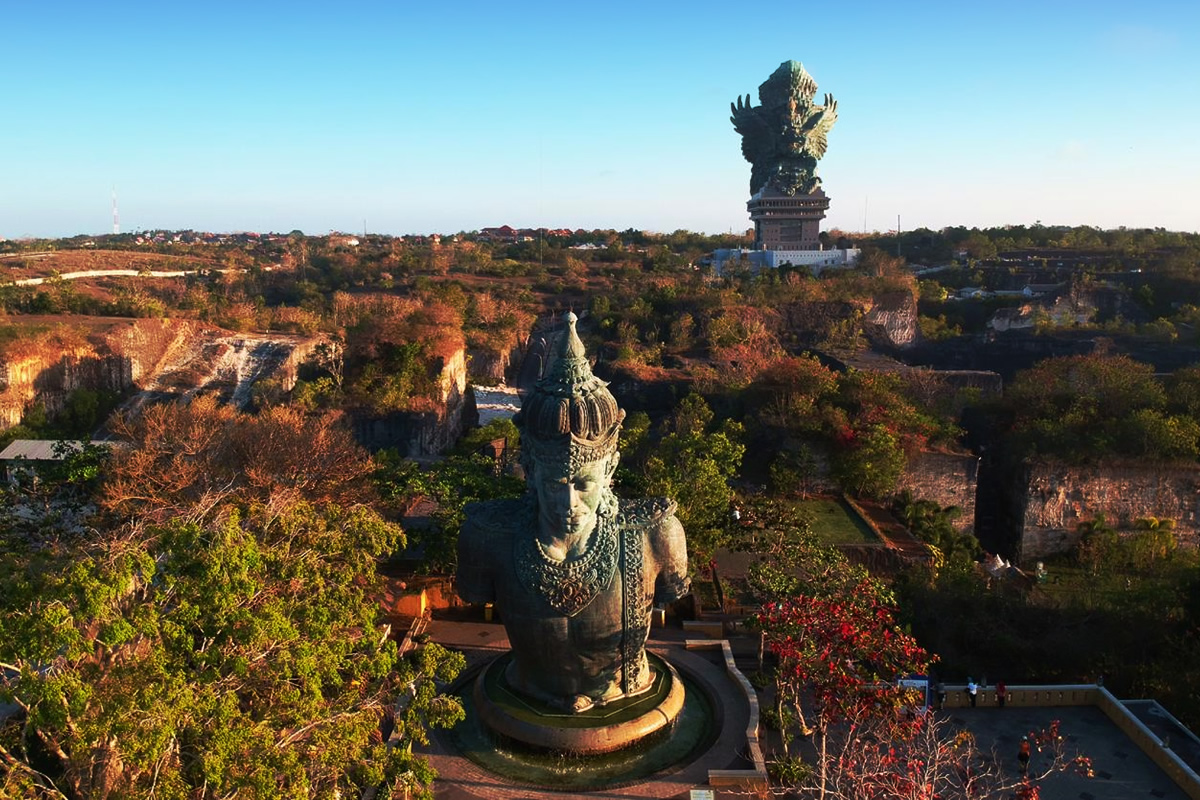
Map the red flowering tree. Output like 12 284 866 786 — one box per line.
755 581 1092 798
755 579 933 798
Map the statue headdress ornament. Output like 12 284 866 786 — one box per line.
515 312 625 473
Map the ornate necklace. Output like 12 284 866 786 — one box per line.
515 510 619 617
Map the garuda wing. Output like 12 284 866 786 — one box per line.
804 93 839 160
730 93 771 164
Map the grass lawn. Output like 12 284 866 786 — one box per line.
1032 558 1172 608
798 497 879 546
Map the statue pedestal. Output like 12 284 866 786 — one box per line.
748 186 830 250
473 651 685 755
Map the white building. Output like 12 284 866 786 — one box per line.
709 247 860 276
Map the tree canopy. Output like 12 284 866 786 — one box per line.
1 402 464 799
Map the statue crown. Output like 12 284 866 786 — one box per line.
515 312 625 471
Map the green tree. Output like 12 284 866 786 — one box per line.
373 420 525 573
1007 355 1171 460
893 491 979 575
832 423 905 499
630 396 744 559
0 503 463 799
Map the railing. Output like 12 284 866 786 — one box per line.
941 682 1098 709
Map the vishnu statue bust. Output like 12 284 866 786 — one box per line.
457 312 690 715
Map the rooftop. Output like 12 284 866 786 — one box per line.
0 439 110 461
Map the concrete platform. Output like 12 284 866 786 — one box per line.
422 618 755 799
950 705 1192 800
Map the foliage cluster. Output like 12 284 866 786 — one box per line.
747 355 961 498
855 222 1200 268
373 419 525 573
1004 354 1200 462
892 491 980 576
0 399 464 799
615 394 745 560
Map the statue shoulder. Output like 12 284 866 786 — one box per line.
459 498 527 604
462 497 527 538
620 497 680 530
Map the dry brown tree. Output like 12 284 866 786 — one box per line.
102 395 376 525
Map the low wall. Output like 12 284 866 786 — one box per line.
686 639 768 791
1096 690 1200 800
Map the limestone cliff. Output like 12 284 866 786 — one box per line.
351 346 474 457
0 318 327 430
863 290 920 350
897 450 979 531
0 319 194 428
1018 460 1200 561
466 341 526 385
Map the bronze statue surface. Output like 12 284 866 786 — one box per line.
731 60 838 197
457 313 689 713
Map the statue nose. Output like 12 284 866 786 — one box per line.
564 482 581 510
550 481 575 511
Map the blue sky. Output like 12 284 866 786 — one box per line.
4 1 1198 238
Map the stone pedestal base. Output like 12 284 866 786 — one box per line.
473 652 686 755
748 187 830 250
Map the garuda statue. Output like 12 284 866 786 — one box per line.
731 60 838 197
457 313 690 713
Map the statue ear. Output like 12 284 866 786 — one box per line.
606 453 619 482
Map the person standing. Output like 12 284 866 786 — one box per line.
996 680 1007 708
1018 737 1031 775
967 677 978 707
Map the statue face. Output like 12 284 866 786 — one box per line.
533 456 612 539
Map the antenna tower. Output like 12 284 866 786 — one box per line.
112 188 120 235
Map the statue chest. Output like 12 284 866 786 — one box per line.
501 522 652 623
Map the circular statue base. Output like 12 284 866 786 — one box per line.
473 651 685 755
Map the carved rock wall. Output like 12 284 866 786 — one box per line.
897 450 979 531
467 341 525 385
0 318 198 429
0 318 327 431
1018 460 1200 561
351 347 474 457
863 291 920 350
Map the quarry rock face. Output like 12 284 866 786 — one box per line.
0 318 326 430
897 450 979 530
351 347 473 457
466 341 526 385
1018 460 1200 560
863 290 920 350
